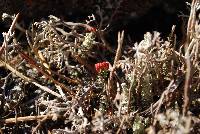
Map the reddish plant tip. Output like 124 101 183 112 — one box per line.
87 26 97 33
95 61 109 73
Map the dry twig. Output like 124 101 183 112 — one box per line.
107 31 124 102
183 0 198 116
0 114 59 124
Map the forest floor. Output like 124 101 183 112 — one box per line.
0 0 200 133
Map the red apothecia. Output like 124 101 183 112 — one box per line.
86 26 97 32
95 62 109 73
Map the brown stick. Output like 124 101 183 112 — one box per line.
107 31 124 101
0 114 59 124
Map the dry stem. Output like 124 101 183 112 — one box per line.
183 0 197 116
0 114 59 124
107 31 124 101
